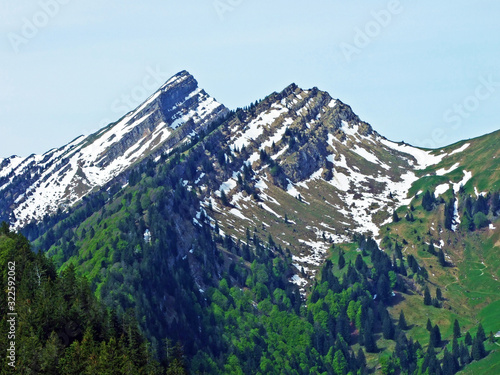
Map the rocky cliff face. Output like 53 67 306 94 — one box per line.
0 71 227 228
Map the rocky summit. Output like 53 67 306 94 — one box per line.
0 71 227 228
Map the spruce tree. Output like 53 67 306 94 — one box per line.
464 331 472 346
459 342 471 366
428 242 436 255
442 347 458 375
452 337 459 358
357 348 367 374
477 323 486 342
426 318 433 331
383 315 395 340
436 287 442 301
338 250 345 270
364 329 377 353
444 199 455 230
453 319 461 339
472 335 486 361
377 274 391 302
438 249 446 267
355 253 364 271
424 286 432 306
432 297 441 308
395 242 403 259
398 310 408 330
422 190 434 211
430 325 441 348
220 190 229 206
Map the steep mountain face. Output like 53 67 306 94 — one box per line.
185 83 475 285
0 71 227 228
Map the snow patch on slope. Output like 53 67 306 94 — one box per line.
436 163 460 176
231 106 288 151
434 183 450 197
448 143 470 156
380 139 445 169
453 170 472 193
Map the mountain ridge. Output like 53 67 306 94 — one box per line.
3 70 498 374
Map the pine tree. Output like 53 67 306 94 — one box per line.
477 323 486 342
464 331 472 346
398 310 408 330
355 253 364 271
338 250 346 270
438 249 446 267
453 319 461 339
377 274 391 302
430 325 441 348
459 342 471 366
383 314 395 340
220 190 229 206
422 190 435 211
427 318 433 331
424 286 432 306
428 242 436 255
364 329 377 353
357 347 366 369
442 347 458 375
472 335 486 361
436 287 442 301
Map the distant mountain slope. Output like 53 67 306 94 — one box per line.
0 71 227 228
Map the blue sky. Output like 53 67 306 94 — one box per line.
1 0 499 157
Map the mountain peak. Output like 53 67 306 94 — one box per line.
0 70 227 228
158 70 196 92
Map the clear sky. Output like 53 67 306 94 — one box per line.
1 0 499 157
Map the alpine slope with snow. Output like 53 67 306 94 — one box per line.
182 83 497 282
1 71 498 281
0 71 227 227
